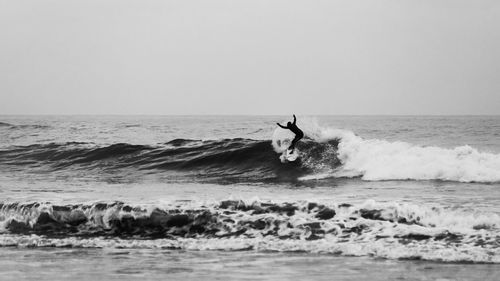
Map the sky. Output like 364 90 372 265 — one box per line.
1 0 499 115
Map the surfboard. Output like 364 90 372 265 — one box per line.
284 148 299 162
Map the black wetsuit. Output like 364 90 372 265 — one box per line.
277 115 304 151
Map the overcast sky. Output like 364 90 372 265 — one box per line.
1 0 499 115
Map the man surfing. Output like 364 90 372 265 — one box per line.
276 114 304 152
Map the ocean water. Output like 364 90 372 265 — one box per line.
0 115 499 280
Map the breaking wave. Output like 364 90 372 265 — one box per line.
1 119 500 183
273 120 500 183
0 199 498 263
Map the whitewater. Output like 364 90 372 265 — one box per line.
272 117 500 183
0 115 499 280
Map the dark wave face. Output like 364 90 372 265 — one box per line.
0 139 340 183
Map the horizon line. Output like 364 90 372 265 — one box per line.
1 113 499 117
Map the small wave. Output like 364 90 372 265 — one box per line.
0 122 13 127
0 199 498 263
0 122 50 130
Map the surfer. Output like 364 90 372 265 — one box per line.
276 114 304 152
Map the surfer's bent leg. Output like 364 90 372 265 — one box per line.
289 133 303 151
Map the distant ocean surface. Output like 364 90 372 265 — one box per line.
1 115 499 280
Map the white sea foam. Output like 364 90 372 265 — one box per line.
335 135 500 182
0 231 497 263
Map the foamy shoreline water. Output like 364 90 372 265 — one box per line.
1 248 498 281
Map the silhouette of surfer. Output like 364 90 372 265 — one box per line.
276 114 304 152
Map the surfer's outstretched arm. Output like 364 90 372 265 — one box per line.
276 123 287 129
293 114 296 125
